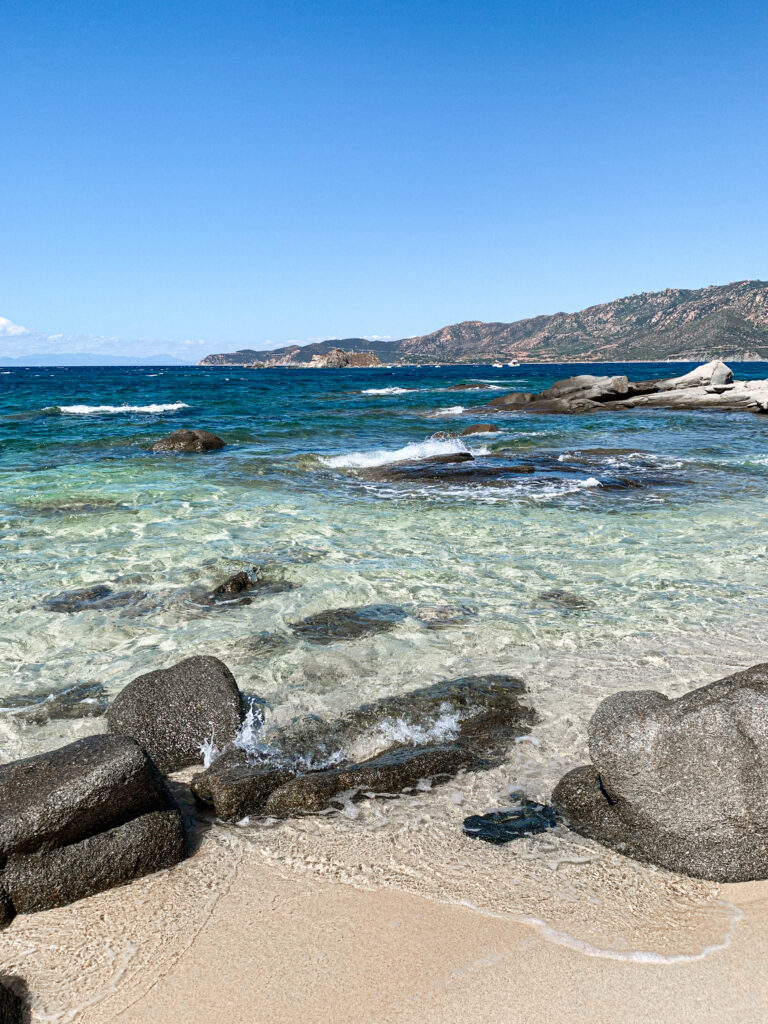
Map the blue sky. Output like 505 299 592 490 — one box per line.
1 0 766 359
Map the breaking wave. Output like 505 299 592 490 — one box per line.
320 436 483 469
50 402 190 415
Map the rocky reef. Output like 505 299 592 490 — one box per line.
482 360 768 414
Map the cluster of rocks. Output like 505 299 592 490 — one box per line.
150 428 225 452
482 360 768 415
308 348 382 368
553 662 768 882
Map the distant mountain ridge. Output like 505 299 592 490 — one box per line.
199 280 768 366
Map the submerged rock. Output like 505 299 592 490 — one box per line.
538 589 595 610
289 604 407 644
553 662 768 882
412 603 477 630
151 429 225 453
463 794 560 844
0 735 186 922
1 682 109 725
206 569 295 605
108 656 244 771
43 585 146 613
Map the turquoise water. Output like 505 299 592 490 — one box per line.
2 361 768 777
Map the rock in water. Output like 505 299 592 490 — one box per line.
289 604 407 644
191 748 295 820
151 429 225 453
263 744 477 817
43 585 146 613
553 662 768 882
0 735 186 922
460 423 500 435
108 656 243 771
463 794 560 844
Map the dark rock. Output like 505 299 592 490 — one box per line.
192 747 295 820
3 808 186 913
0 734 174 857
151 429 225 453
553 662 768 882
463 794 560 844
538 589 595 610
270 674 535 763
213 571 253 595
0 976 26 1024
289 604 407 645
1 683 109 725
246 632 294 656
364 458 534 484
0 885 14 929
204 570 296 606
108 656 243 772
460 423 500 435
264 744 478 817
447 383 487 391
43 585 146 613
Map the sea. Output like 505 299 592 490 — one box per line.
1 360 767 963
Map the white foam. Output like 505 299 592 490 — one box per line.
54 402 189 415
361 387 415 395
372 709 462 747
321 436 477 469
428 405 465 416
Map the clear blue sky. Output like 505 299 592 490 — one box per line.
1 0 766 358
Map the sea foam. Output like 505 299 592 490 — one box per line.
361 387 415 395
320 436 484 469
53 402 189 415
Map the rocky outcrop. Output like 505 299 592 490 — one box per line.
192 674 535 821
151 429 225 452
0 735 186 923
43 585 146 613
553 663 768 882
309 348 382 368
484 360 768 415
108 656 244 771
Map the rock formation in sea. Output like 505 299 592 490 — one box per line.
553 661 768 882
481 360 768 414
150 428 225 452
308 348 382 368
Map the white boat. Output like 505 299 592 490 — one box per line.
492 362 503 368
506 360 520 367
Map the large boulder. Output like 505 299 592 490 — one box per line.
553 663 768 881
151 429 225 453
108 656 244 772
3 809 186 913
0 735 186 923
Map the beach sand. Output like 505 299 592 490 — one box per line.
3 822 767 1024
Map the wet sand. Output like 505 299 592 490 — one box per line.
3 821 767 1024
88 859 768 1024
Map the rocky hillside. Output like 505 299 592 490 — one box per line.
199 280 768 365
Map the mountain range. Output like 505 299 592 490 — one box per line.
199 280 768 366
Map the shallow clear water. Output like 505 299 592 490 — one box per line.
2 360 768 971
2 361 768 769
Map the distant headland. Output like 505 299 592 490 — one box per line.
199 279 768 367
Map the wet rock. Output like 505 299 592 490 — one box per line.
553 662 768 882
0 886 14 929
246 632 294 656
460 423 500 435
203 569 296 606
538 589 595 610
151 429 225 453
3 809 186 913
446 383 487 391
271 674 535 763
213 570 253 595
0 976 26 1023
263 744 477 817
289 604 407 645
364 458 534 484
192 747 295 820
108 656 244 772
43 585 146 613
463 794 560 844
1 683 109 725
0 734 174 856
